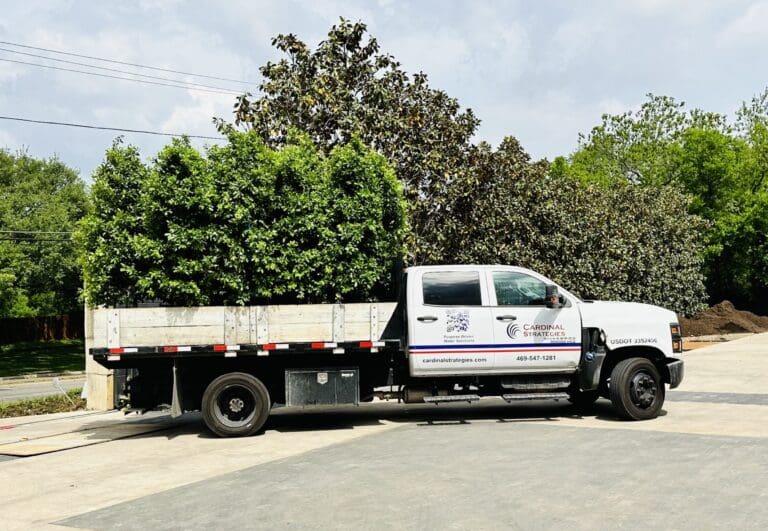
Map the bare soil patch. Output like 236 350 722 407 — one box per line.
680 301 768 337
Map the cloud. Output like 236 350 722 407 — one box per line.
161 91 232 138
718 1 768 46
386 31 471 79
475 92 637 159
0 128 16 148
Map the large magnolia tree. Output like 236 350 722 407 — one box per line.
219 19 478 263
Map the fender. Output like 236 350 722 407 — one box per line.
577 300 679 358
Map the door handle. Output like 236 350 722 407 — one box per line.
417 315 438 322
496 315 517 321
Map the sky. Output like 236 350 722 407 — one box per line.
0 0 766 181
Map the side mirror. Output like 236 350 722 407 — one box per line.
545 285 563 309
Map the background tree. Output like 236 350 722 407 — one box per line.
441 138 707 315
219 18 478 263
214 21 709 314
79 131 406 307
555 92 768 312
0 150 89 317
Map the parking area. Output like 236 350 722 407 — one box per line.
1 334 767 530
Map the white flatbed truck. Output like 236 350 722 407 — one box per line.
88 265 684 437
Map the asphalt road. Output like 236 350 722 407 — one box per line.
59 419 768 531
0 377 84 403
1 333 767 530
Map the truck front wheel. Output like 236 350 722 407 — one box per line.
609 358 665 420
202 372 271 437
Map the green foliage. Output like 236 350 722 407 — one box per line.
0 150 89 317
437 138 708 315
557 91 768 312
564 94 730 186
79 131 406 307
220 18 478 264
0 339 84 377
210 21 710 314
0 387 85 418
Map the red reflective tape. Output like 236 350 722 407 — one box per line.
109 348 124 354
262 343 276 351
359 341 373 348
213 345 227 352
311 342 325 349
164 346 177 353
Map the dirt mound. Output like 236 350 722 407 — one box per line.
680 301 768 337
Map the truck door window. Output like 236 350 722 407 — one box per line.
422 271 482 306
493 272 548 306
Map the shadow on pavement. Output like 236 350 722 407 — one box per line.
66 398 641 445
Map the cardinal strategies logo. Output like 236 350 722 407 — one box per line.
506 322 521 339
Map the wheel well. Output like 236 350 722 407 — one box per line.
600 346 670 388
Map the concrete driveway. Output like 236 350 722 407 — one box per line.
1 334 767 530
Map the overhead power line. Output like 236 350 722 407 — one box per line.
0 237 71 241
0 39 256 85
0 230 72 234
0 46 246 94
0 115 222 140
0 57 241 95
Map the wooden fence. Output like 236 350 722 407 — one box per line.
0 313 84 343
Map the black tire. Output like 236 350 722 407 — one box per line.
202 372 271 437
568 389 600 410
609 358 665 420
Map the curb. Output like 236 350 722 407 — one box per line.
0 371 86 383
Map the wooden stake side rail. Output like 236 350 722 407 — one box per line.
89 303 400 350
90 339 402 361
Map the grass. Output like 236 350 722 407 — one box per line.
0 339 85 378
0 388 85 418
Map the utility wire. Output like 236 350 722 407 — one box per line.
0 39 256 85
0 46 247 93
0 230 72 234
0 237 71 241
0 115 222 140
0 58 241 96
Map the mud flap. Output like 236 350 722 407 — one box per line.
171 360 183 418
666 359 684 389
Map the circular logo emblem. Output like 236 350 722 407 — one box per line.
506 323 520 339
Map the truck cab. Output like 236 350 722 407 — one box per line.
402 265 684 419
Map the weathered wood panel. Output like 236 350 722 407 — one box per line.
88 303 399 348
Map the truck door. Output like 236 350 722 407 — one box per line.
407 269 495 376
486 270 582 373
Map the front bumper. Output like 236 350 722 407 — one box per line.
666 359 684 389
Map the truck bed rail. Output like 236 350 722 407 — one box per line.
91 339 402 361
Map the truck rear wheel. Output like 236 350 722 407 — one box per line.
609 358 665 420
202 372 271 437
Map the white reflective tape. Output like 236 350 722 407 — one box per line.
225 352 237 358
226 345 240 351
177 346 192 352
257 350 269 356
324 342 338 348
123 347 138 353
276 344 289 350
333 348 345 355
372 341 385 347
107 355 121 361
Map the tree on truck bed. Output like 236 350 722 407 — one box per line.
78 131 407 307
